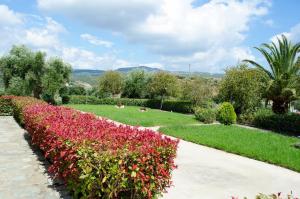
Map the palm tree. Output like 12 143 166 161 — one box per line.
244 35 300 114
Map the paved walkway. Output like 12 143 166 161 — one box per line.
1 116 300 199
162 139 300 199
0 116 69 199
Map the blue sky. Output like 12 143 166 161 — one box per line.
0 0 300 73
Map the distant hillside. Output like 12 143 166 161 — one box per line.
116 66 161 73
73 69 105 76
72 66 223 86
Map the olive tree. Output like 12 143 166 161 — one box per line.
147 71 179 109
98 71 124 97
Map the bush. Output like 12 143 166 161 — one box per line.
217 102 237 125
3 96 178 198
61 95 70 104
0 96 13 116
253 108 300 136
294 100 300 111
68 95 193 113
238 111 255 125
194 107 216 124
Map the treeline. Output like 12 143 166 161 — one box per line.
0 45 71 104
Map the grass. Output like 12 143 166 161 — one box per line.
67 104 199 127
160 125 300 172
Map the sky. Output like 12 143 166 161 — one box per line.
0 0 300 73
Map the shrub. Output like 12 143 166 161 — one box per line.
217 102 237 125
61 95 70 104
68 95 193 113
253 108 300 136
237 111 255 125
194 107 216 124
0 96 13 116
294 100 300 111
3 96 178 198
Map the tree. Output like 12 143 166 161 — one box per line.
147 71 179 109
98 71 124 97
218 64 268 115
181 77 214 106
42 58 71 104
0 45 71 102
122 70 148 98
0 45 35 89
244 35 300 114
25 51 46 98
7 77 30 96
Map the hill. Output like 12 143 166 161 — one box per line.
71 66 223 86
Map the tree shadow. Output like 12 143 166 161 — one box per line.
23 132 72 199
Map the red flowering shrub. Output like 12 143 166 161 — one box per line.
1 96 178 199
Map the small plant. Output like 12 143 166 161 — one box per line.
217 102 236 125
194 107 216 124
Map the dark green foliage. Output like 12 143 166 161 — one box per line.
0 98 13 116
218 64 268 115
68 95 193 113
68 86 86 95
61 95 70 104
294 100 300 111
244 35 300 114
238 111 255 125
217 102 237 125
253 108 300 136
194 107 216 123
122 70 148 98
181 77 215 106
147 72 179 109
98 71 124 96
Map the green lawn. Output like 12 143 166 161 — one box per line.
160 125 300 172
67 104 199 127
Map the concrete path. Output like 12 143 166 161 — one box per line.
162 139 300 199
0 116 69 199
1 115 300 199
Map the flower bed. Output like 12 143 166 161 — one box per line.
2 96 178 198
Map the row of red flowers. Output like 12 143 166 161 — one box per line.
2 96 178 198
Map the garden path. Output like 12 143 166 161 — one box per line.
161 135 300 199
102 116 300 198
0 116 69 199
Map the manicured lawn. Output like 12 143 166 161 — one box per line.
160 125 300 172
67 104 199 127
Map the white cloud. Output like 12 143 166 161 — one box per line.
80 34 113 48
24 17 65 49
37 0 271 71
0 4 23 26
272 22 300 43
0 5 132 70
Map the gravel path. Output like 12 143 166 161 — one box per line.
0 116 69 199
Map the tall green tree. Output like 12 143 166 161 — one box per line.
218 64 268 115
181 77 214 106
42 58 71 104
25 51 46 98
122 70 148 98
0 45 34 89
244 35 300 114
147 71 179 109
98 71 124 97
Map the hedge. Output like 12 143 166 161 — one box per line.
0 96 13 116
1 96 178 198
68 95 193 113
253 108 300 136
